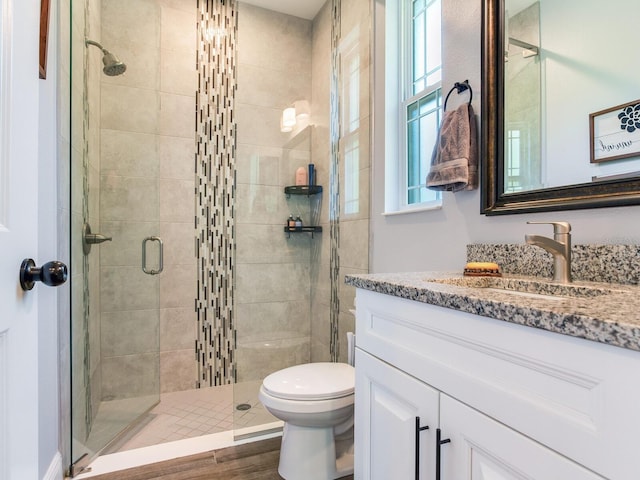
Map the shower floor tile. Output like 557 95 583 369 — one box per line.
115 385 234 451
111 382 276 453
233 380 276 429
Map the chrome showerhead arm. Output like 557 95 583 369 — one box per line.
85 39 106 53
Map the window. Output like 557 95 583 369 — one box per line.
505 123 541 193
405 89 441 204
506 128 523 192
403 0 442 207
341 28 361 216
408 0 442 96
383 0 443 213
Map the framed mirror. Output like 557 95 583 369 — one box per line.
481 0 640 215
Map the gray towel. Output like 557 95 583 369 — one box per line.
426 103 478 191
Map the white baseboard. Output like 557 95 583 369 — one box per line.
43 451 63 480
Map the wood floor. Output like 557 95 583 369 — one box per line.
87 437 354 480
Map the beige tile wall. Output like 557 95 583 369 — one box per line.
235 3 314 382
70 0 103 444
91 0 368 402
310 1 332 362
99 0 196 397
336 0 371 363
310 0 371 364
156 1 197 393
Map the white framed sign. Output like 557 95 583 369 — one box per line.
590 99 640 163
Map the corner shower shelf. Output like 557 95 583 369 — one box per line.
284 185 323 197
284 184 322 238
284 225 322 238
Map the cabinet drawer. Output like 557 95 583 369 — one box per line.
355 289 640 479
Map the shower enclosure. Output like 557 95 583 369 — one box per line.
68 0 371 474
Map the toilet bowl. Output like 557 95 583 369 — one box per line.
258 362 355 480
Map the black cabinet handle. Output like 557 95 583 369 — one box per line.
20 259 68 291
435 428 451 480
415 417 430 480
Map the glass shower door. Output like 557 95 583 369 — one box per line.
69 0 161 471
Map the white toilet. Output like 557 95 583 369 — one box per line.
258 362 355 480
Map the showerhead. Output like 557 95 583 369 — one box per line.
101 50 127 76
85 39 127 76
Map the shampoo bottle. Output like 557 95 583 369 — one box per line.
295 167 307 186
308 163 316 185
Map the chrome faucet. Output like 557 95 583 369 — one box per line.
525 221 572 283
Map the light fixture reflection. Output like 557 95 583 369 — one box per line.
282 107 296 128
280 115 293 133
280 101 312 133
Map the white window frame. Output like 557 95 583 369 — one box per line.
383 0 443 215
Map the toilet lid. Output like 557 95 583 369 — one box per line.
262 363 355 401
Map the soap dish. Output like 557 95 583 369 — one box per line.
463 262 502 277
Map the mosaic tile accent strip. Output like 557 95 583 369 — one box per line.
329 0 342 363
195 0 238 387
467 244 640 285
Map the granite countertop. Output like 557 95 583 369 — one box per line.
345 271 640 352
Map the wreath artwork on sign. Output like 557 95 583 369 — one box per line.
590 100 640 163
618 103 640 133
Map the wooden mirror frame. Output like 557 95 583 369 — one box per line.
480 0 640 215
39 0 50 79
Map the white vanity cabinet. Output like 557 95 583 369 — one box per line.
354 289 640 480
356 350 602 480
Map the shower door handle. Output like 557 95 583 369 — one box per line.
142 236 163 275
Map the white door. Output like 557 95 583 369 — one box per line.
355 349 440 480
440 395 605 480
0 0 45 478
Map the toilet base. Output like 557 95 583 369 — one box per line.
277 423 353 480
335 424 355 477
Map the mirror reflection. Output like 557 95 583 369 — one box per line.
503 0 640 193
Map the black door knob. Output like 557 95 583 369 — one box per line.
20 259 68 291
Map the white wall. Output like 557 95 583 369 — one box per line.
371 0 640 274
540 0 640 185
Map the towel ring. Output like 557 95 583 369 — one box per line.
443 80 473 111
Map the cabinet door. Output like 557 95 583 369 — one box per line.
439 395 605 480
355 349 439 480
